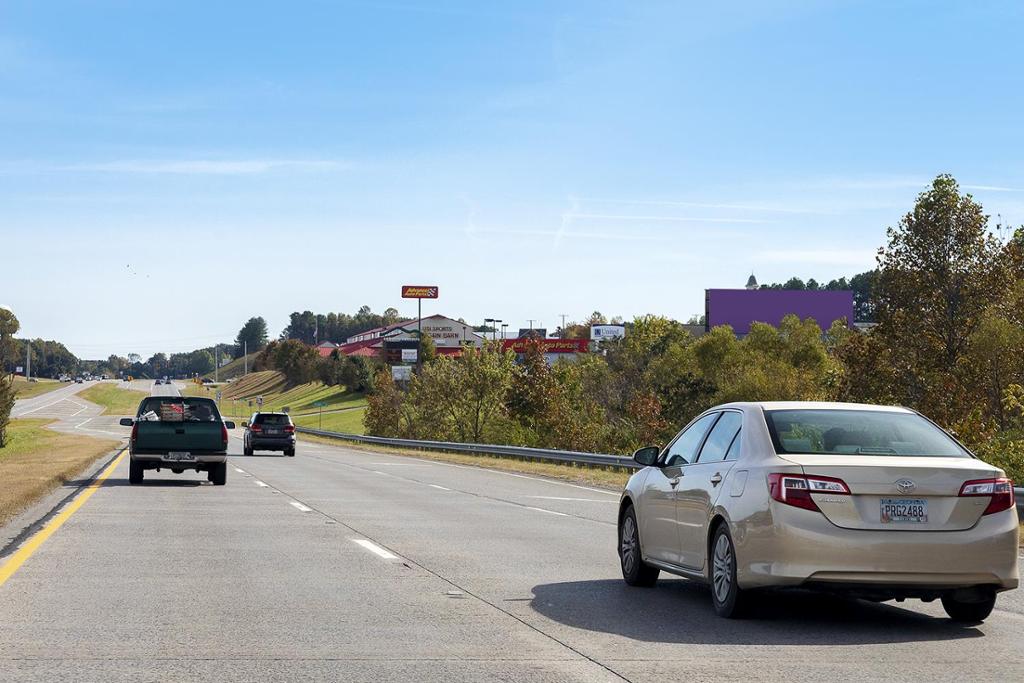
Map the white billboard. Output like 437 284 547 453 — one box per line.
590 325 625 341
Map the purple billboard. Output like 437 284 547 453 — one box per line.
705 289 854 335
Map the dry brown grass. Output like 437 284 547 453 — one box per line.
297 433 631 490
0 419 120 527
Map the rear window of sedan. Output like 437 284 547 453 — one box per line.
764 409 969 457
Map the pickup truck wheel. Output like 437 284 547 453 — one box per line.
129 460 144 484
286 448 295 457
208 462 227 486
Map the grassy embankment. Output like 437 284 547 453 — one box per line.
184 370 368 433
0 419 119 527
12 376 64 400
200 353 258 382
78 383 150 415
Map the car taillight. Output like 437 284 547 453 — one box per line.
767 473 850 512
284 425 295 434
959 478 1015 515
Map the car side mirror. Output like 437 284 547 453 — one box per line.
633 446 660 467
225 421 236 430
119 418 134 427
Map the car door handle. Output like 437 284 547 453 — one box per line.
669 478 680 488
710 473 723 486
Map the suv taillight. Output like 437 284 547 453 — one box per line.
959 478 1015 515
284 425 295 434
768 473 850 512
250 424 262 432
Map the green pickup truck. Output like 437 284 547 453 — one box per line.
120 397 236 485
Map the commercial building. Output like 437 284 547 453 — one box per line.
336 315 485 359
705 275 854 336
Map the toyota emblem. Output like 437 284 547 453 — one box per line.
895 479 916 494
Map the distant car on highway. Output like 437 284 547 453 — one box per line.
120 397 235 485
75 377 83 384
618 401 1018 622
243 412 296 457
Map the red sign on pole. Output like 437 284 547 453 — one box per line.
501 339 590 354
401 285 439 299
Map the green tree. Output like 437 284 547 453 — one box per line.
0 307 21 447
235 317 269 356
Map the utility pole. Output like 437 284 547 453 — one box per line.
559 313 568 337
25 340 30 380
244 340 248 375
215 346 218 383
527 319 535 333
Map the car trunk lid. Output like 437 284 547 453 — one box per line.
778 454 1002 531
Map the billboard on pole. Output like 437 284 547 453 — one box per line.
401 285 439 299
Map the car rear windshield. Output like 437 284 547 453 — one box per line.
255 414 291 425
137 398 221 423
763 409 969 457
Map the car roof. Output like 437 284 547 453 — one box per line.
715 401 913 414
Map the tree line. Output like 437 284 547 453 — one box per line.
364 176 1024 481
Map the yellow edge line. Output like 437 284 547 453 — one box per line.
0 449 127 588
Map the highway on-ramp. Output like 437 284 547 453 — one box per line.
1 384 1022 681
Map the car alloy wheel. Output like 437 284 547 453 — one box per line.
619 506 659 587
712 533 733 604
621 515 638 575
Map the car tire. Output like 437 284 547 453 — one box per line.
710 524 750 618
286 448 295 457
208 462 227 486
941 590 996 623
619 505 660 587
244 445 253 456
128 459 144 484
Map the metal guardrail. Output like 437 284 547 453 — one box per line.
297 427 1024 518
295 427 640 470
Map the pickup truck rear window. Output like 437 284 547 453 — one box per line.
138 398 221 423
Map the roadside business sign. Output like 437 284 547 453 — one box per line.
401 285 439 299
15 366 22 373
501 339 590 354
392 365 413 382
591 324 626 341
401 348 418 363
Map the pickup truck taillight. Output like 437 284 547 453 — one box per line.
221 423 228 448
130 422 138 444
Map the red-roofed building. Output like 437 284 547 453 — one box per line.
337 315 485 359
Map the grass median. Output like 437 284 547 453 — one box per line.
296 432 631 490
0 419 119 527
78 382 149 415
12 376 63 400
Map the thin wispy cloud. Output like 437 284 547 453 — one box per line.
963 184 1024 193
56 159 348 175
476 227 669 242
576 197 818 214
570 212 772 224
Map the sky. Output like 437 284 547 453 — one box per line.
2 0 1023 359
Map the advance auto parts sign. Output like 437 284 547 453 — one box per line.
401 285 439 299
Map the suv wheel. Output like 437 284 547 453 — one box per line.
942 590 996 623
208 462 227 486
286 448 295 457
128 459 144 484
710 525 750 618
244 445 253 456
619 505 659 587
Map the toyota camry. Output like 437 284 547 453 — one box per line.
618 402 1019 621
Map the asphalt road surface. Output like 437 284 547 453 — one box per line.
2 385 1023 681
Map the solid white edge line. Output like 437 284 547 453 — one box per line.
289 501 312 512
352 539 398 560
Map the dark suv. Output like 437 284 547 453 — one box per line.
243 412 296 456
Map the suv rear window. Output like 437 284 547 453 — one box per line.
255 414 292 425
138 398 221 423
764 409 969 457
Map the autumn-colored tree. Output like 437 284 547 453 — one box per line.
364 369 404 437
873 175 1007 421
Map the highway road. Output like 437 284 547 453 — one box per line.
1 383 1023 681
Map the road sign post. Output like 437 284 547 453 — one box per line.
313 400 327 430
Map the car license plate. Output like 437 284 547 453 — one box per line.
880 498 928 523
266 428 279 435
166 451 194 461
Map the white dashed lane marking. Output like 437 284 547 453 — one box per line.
352 539 398 560
289 501 312 512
